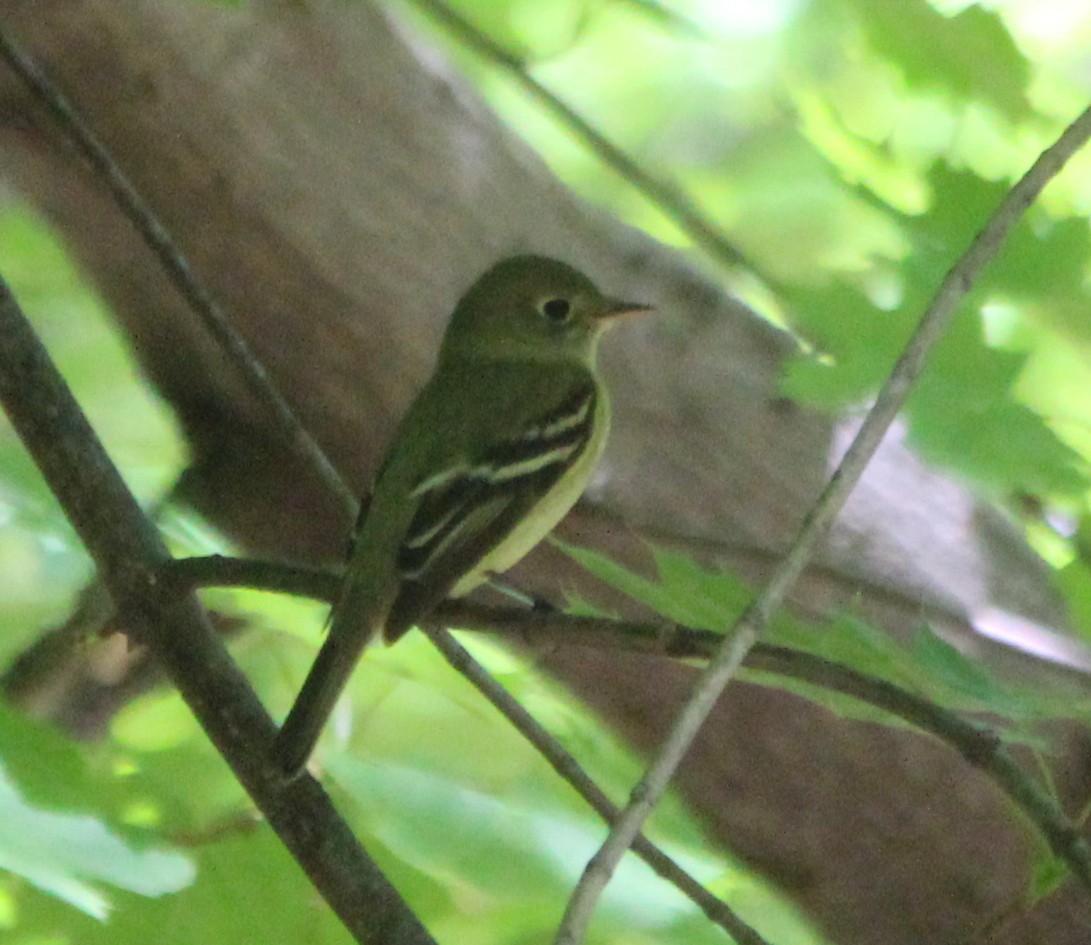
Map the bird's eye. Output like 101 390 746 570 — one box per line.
540 297 572 322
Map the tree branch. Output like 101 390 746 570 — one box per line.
553 100 1091 944
552 101 1091 942
0 280 433 945
166 556 769 944
167 554 1091 898
425 629 772 945
0 23 356 517
408 0 755 274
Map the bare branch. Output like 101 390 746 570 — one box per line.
166 556 768 943
167 555 1091 898
0 281 432 945
408 0 755 274
0 24 356 517
553 101 1091 944
425 629 773 945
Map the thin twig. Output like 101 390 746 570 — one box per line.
167 555 1091 894
165 556 768 943
405 0 755 274
617 0 711 40
0 25 356 518
0 281 433 945
168 553 342 602
425 629 772 945
553 103 1091 945
469 613 1091 896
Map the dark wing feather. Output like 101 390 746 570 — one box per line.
383 380 596 640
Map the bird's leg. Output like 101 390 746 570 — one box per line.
484 575 557 612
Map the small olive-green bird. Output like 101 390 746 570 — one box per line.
273 255 649 776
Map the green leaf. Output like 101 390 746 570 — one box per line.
13 829 348 945
554 539 748 631
332 754 574 898
839 0 1032 119
784 162 1088 497
907 626 1010 706
558 538 1091 739
1054 556 1091 646
329 754 758 944
1027 850 1069 902
0 765 193 920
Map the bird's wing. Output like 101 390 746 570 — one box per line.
381 359 599 640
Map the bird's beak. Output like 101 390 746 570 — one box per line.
596 297 654 321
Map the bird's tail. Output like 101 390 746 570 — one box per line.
272 583 381 778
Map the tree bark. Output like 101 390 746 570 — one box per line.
0 2 1087 942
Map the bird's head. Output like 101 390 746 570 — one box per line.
440 255 650 365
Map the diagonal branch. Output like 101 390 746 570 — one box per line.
0 24 356 518
166 555 1091 897
165 556 770 944
424 629 772 945
553 102 1091 945
407 0 755 275
0 279 433 945
455 610 1091 896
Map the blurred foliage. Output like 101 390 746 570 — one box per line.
403 0 1091 595
562 541 1091 741
1 0 1091 943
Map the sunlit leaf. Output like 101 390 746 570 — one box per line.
0 765 193 920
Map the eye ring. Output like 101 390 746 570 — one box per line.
540 297 572 322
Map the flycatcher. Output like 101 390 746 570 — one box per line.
273 255 649 776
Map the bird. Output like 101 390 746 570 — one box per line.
272 254 650 777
